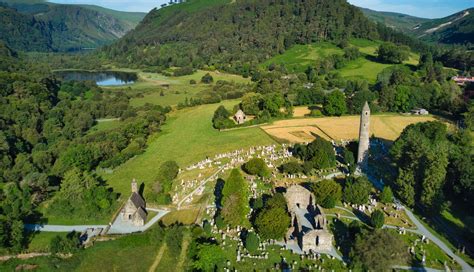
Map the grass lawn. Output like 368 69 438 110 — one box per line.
1 230 163 271
87 119 121 135
261 42 343 72
27 232 68 253
104 69 251 107
101 100 276 200
161 208 201 226
262 38 419 83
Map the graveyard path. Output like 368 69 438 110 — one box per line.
177 166 224 210
367 175 472 271
403 208 472 271
149 243 167 272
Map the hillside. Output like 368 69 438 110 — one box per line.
361 7 474 45
360 8 428 33
413 8 474 44
0 0 146 51
104 0 387 71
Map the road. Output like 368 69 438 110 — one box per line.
366 174 472 271
25 208 169 234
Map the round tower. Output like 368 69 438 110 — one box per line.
357 101 370 171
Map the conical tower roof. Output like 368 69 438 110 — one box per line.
363 101 370 112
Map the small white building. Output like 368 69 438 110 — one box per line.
411 108 429 115
234 110 247 124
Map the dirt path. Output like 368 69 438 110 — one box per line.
176 233 191 272
148 243 167 272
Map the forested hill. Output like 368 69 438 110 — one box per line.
103 0 421 73
413 8 474 45
360 8 429 33
0 0 146 52
361 7 474 45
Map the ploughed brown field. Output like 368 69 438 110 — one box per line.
262 114 437 143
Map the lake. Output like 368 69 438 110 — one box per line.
54 70 138 86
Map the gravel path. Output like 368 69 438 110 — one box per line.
25 209 170 234
367 174 472 271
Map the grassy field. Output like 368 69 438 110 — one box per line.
101 100 276 199
263 38 419 83
103 69 251 107
261 42 343 72
262 114 437 143
87 119 121 135
1 229 163 271
27 232 68 253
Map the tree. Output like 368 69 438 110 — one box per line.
377 42 409 64
279 161 303 174
379 186 393 204
350 230 409 271
343 176 371 205
254 193 290 240
343 149 356 174
240 92 263 115
50 232 80 254
221 169 250 227
201 73 213 84
244 232 260 254
390 121 449 209
193 243 226 271
293 137 336 170
323 90 346 116
310 179 342 208
242 158 270 178
370 210 385 229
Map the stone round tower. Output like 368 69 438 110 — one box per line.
357 101 370 171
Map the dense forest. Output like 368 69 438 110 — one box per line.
0 44 169 252
102 0 431 74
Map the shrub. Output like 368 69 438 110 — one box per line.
173 66 194 76
279 161 303 174
379 186 393 204
242 158 270 178
343 176 371 205
370 210 385 229
321 195 337 208
310 179 342 207
201 73 214 84
189 79 197 84
245 232 260 254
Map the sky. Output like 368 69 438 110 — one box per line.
49 0 473 18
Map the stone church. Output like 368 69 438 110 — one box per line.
284 185 333 253
120 179 147 226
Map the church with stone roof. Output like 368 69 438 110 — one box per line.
120 179 147 226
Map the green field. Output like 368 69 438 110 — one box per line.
1 229 163 271
101 100 276 199
261 42 344 72
263 38 419 83
104 69 251 107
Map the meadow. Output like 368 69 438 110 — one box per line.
262 38 419 83
100 100 276 199
104 69 251 107
262 114 437 143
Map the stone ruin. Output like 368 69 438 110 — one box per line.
284 185 333 253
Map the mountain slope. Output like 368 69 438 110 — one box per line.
0 0 146 51
105 0 385 70
361 7 474 45
360 8 429 33
414 9 473 44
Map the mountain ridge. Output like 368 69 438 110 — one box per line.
0 0 146 51
361 7 474 45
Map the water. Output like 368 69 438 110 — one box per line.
54 70 138 86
